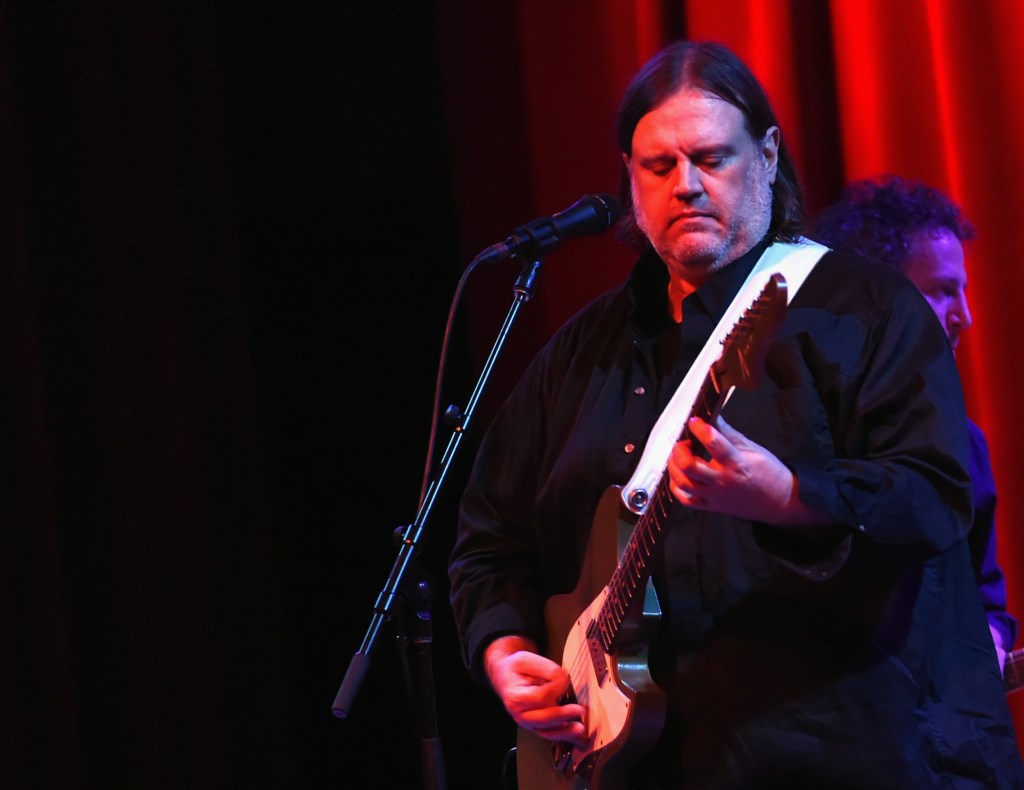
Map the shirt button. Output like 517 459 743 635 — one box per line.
633 386 645 395
624 443 635 454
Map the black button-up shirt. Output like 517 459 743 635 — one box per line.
449 238 1024 786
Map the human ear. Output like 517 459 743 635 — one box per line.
762 126 780 184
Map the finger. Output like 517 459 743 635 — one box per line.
687 416 722 461
505 676 573 714
668 441 692 475
687 415 718 443
506 684 563 713
671 434 697 463
713 415 744 443
669 478 707 509
668 441 710 501
696 415 745 460
511 651 567 680
521 705 589 746
675 459 710 487
520 702 585 727
538 721 588 748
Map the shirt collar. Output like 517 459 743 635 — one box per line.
627 236 773 334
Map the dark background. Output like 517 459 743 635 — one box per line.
2 3 517 788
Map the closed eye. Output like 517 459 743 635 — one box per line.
694 154 725 169
640 157 675 177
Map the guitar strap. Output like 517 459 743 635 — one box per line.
622 237 830 512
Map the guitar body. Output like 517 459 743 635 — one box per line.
516 486 667 790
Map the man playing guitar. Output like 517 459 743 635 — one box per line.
448 41 1024 788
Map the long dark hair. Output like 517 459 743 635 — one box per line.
614 40 805 252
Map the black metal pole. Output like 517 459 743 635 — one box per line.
332 257 544 789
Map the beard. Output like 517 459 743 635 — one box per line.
635 156 774 275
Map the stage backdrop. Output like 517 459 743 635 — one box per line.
3 2 1023 789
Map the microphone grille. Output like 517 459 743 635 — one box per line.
592 193 622 225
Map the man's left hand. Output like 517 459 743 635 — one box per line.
667 415 798 524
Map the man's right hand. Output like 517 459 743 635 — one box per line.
484 635 588 746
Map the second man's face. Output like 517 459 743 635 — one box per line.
626 87 779 286
903 227 972 352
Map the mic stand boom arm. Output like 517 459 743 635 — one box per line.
332 257 545 789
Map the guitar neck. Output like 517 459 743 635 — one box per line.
593 273 787 654
592 377 722 651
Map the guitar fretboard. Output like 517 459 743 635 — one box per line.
586 273 787 655
591 375 720 653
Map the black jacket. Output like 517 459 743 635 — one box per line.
449 238 1024 788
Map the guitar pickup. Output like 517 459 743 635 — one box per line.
586 633 608 685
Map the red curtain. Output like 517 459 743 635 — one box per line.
702 2 1024 637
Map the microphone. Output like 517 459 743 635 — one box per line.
475 193 621 265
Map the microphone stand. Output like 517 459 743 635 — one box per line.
333 256 545 790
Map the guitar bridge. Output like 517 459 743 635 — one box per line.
550 741 573 772
550 685 579 772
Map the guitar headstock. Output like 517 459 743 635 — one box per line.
712 273 788 392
